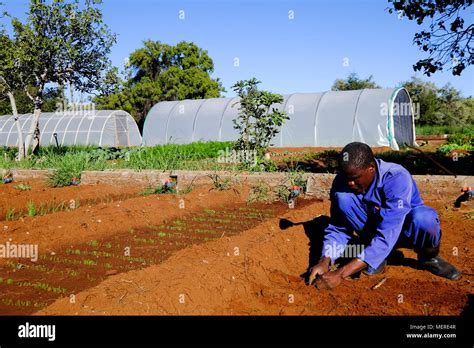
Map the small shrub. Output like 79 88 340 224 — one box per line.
5 208 15 221
209 173 232 191
27 201 37 217
247 180 272 203
14 184 32 191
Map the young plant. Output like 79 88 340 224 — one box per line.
231 78 289 158
14 184 32 191
208 173 233 191
5 208 15 221
276 168 307 203
27 201 37 217
247 180 272 203
139 185 164 196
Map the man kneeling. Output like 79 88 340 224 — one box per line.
309 142 461 289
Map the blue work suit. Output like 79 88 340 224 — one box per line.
322 158 441 271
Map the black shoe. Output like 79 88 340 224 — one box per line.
362 260 387 275
418 256 461 280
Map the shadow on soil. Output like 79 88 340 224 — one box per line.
279 215 330 283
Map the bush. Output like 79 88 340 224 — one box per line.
438 134 474 154
47 152 105 187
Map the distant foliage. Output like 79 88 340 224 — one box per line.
94 40 225 129
331 73 380 91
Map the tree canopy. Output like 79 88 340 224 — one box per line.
1 0 116 154
331 73 381 91
388 0 473 76
94 40 224 129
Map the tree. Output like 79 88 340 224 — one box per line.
331 73 380 91
231 78 289 160
401 76 439 125
388 0 473 76
0 31 28 159
0 87 62 115
437 83 472 125
402 76 474 126
11 0 116 155
94 40 224 129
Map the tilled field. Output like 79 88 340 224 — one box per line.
0 179 472 315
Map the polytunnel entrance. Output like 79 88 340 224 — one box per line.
391 88 416 149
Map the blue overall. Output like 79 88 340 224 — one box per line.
323 158 441 271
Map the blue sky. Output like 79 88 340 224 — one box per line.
4 0 474 97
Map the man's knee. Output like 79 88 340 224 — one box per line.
411 207 440 233
333 192 357 214
407 206 441 247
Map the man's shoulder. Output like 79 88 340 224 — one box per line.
376 158 411 179
375 158 413 187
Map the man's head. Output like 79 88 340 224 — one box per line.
338 142 376 193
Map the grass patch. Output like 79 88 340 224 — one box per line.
14 184 31 190
415 124 474 136
47 152 105 187
5 208 15 221
438 134 474 154
27 201 37 217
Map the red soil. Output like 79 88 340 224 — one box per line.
1 179 141 221
0 179 472 316
41 200 474 315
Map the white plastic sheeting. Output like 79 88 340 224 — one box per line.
143 88 416 150
0 110 142 147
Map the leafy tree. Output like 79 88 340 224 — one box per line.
231 78 289 159
401 76 439 125
10 0 116 155
402 76 474 126
94 40 224 129
0 30 28 159
388 0 473 76
0 87 62 115
437 83 472 125
331 73 380 91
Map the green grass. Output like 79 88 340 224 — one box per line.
27 201 37 217
438 134 474 154
0 141 235 173
139 184 173 196
47 152 106 187
5 208 15 221
415 124 474 136
127 141 234 170
0 137 471 178
3 199 78 221
14 184 32 190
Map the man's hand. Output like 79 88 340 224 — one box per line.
308 256 330 285
315 258 368 290
315 269 343 289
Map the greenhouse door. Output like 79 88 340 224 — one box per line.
115 114 130 146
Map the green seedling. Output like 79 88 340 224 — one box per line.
27 201 37 217
5 208 15 221
14 184 32 191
